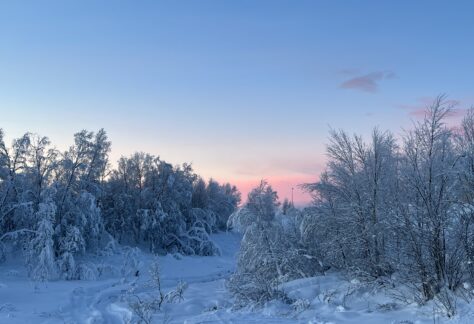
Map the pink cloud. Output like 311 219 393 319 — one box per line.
339 70 396 93
399 97 466 120
233 159 323 177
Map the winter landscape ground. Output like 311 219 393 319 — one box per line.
2 232 474 323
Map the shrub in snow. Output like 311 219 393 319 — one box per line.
121 247 141 278
189 208 216 235
227 207 254 233
375 302 399 312
77 262 99 280
166 280 188 303
127 297 154 324
126 259 187 323
434 287 457 318
57 252 77 280
181 224 220 256
98 234 120 256
292 298 311 312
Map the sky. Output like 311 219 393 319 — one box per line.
1 1 473 205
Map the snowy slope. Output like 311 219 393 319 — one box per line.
2 232 474 323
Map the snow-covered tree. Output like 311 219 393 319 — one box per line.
230 181 287 304
302 127 398 276
453 107 474 284
27 198 57 281
57 225 85 280
394 97 459 299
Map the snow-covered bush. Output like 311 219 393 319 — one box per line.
227 207 255 233
182 224 220 256
77 262 99 280
121 247 142 278
126 259 188 323
57 252 77 280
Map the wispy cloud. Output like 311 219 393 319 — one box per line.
399 96 465 119
228 175 317 206
233 158 323 177
339 70 396 93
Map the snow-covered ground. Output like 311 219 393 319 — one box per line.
0 232 251 324
2 232 474 323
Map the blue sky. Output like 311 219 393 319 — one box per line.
1 1 473 203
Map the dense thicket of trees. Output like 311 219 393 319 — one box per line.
231 97 474 309
0 129 240 280
301 97 474 303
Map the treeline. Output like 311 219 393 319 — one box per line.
0 129 240 281
230 96 474 310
